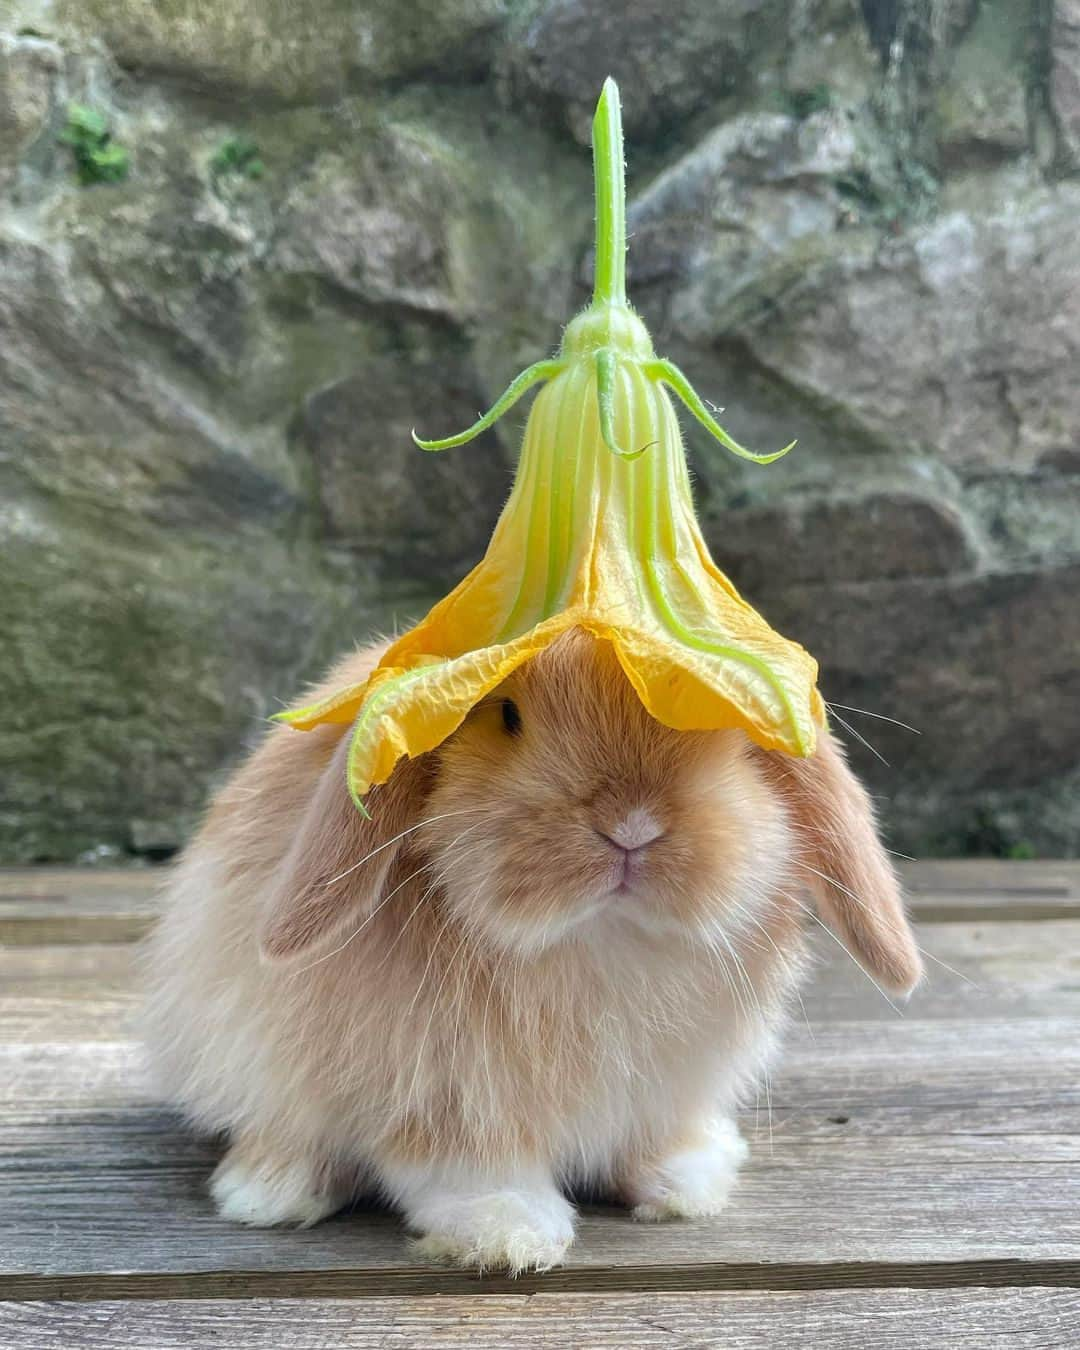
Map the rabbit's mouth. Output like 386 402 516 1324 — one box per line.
606 850 653 896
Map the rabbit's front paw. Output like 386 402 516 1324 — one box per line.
628 1117 748 1222
380 1158 575 1275
211 1142 344 1228
411 1188 575 1274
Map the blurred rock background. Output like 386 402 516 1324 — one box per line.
1 0 1077 862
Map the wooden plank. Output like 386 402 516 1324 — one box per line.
2 1289 1077 1347
0 946 137 1043
2 861 1080 944
0 870 160 946
2 1018 1078 1296
0 870 161 898
1 877 1077 1300
903 859 1080 895
7 1019 1078 1133
902 860 1080 922
799 917 1080 1022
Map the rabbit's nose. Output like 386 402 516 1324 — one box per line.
601 808 665 853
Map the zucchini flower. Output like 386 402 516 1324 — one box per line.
278 79 825 811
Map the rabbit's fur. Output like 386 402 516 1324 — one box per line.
142 630 920 1272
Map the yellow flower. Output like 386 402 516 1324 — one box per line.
278 79 825 811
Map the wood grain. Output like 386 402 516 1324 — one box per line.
2 1018 1078 1294
2 1289 1078 1347
901 860 1080 922
2 865 1078 1312
0 870 160 946
0 946 138 1043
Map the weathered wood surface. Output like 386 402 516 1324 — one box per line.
900 860 1080 921
4 1015 1079 1296
3 1288 1078 1348
4 859 1079 945
0 861 1077 1342
0 870 160 946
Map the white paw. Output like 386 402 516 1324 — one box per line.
210 1153 343 1229
409 1188 576 1275
631 1117 748 1223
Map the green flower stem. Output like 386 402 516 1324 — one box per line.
591 77 627 307
409 79 794 468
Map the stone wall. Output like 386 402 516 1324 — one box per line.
2 0 1078 861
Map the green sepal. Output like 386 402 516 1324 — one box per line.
595 350 653 461
411 359 565 451
646 358 796 464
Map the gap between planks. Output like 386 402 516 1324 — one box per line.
3 1259 1080 1303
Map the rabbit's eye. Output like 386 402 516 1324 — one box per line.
501 699 523 737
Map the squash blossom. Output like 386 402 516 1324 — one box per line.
278 78 825 812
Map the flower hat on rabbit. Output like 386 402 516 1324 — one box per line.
277 79 825 813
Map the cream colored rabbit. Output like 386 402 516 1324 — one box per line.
142 629 920 1273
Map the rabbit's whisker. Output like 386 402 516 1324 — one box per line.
800 861 981 990
373 875 439 972
404 923 475 1126
324 808 484 888
825 701 922 736
676 883 773 1146
779 887 904 1014
291 821 487 975
375 832 493 973
726 894 815 1045
824 704 889 767
712 926 772 1148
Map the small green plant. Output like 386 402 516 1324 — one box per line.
781 83 833 119
60 104 130 185
210 136 264 182
833 167 885 210
1007 841 1036 861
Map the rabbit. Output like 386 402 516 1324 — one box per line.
141 628 922 1274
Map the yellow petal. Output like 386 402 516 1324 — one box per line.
347 618 575 805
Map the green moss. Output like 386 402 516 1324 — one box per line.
779 83 833 119
210 135 265 182
59 104 130 185
833 167 886 210
832 165 919 227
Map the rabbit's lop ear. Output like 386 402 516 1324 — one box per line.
259 732 434 965
759 731 923 996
